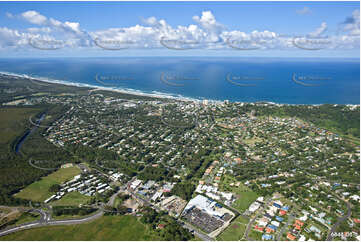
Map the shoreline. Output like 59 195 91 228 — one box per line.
0 71 359 107
0 71 207 103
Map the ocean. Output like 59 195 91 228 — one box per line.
0 57 359 104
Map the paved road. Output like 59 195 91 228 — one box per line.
0 207 103 237
127 186 161 212
107 188 123 207
326 198 352 241
243 197 271 241
276 211 295 240
243 214 257 241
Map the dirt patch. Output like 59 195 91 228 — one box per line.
123 198 139 212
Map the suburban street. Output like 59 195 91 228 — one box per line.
243 197 271 241
326 197 352 241
276 211 295 240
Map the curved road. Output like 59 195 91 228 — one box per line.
0 184 124 238
243 197 271 241
0 208 103 237
0 210 103 236
326 198 352 241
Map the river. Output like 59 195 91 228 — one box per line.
15 113 46 154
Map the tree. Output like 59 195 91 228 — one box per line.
49 184 61 193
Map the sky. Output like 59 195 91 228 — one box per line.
0 1 359 58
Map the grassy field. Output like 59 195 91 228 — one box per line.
52 210 98 220
0 215 163 241
220 175 259 213
14 166 81 202
0 210 40 229
14 212 40 226
50 192 90 206
231 189 259 212
248 229 262 240
217 216 249 241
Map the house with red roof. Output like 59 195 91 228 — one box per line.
287 233 296 241
279 209 287 216
254 225 264 232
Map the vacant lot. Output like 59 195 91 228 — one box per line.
217 215 249 241
14 166 81 202
220 175 259 212
231 189 259 212
0 215 162 241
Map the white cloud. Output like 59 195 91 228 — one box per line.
5 12 13 18
19 10 84 37
21 10 47 25
340 9 360 36
309 22 327 37
27 27 52 33
297 7 311 15
0 9 359 52
192 11 225 42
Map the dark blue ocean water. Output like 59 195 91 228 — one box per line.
0 57 359 104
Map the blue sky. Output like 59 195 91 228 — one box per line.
0 1 359 57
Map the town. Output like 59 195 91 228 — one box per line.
0 75 359 241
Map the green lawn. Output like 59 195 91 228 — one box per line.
52 210 99 220
0 215 162 241
14 212 40 226
217 216 249 241
248 230 262 241
191 235 202 241
14 166 81 202
220 175 259 213
50 192 91 206
113 196 123 208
